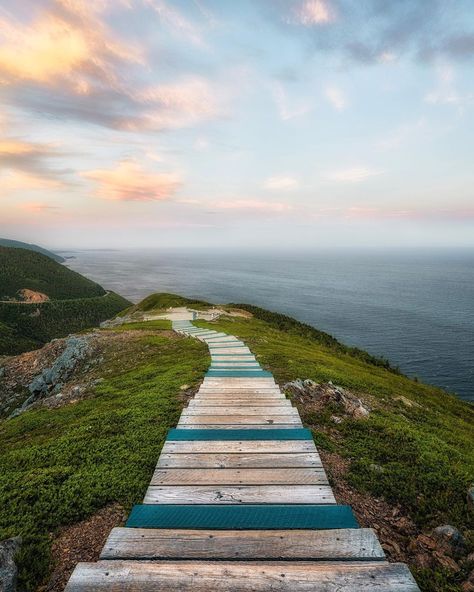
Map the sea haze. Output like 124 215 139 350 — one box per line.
65 249 474 402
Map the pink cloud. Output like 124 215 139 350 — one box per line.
292 0 336 26
83 160 181 201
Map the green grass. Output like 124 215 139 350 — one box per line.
121 292 211 316
0 292 131 355
195 316 474 558
0 328 209 591
0 246 104 300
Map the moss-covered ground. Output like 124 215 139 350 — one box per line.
0 326 208 590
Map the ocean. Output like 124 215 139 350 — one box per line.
65 249 474 402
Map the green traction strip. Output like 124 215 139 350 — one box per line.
126 504 359 530
167 428 312 440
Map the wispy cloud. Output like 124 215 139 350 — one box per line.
324 86 347 111
20 202 61 213
0 137 68 187
263 175 299 190
146 0 208 47
212 199 292 213
324 166 383 183
0 3 222 131
291 1 336 26
83 160 181 201
273 83 313 121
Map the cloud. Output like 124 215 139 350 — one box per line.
83 160 181 201
324 86 347 110
20 202 61 213
273 83 313 121
0 137 68 186
212 200 292 213
0 170 62 192
277 0 474 65
263 175 299 190
291 1 336 26
146 0 208 47
0 3 222 131
343 205 474 221
324 166 383 183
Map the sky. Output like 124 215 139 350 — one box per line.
0 0 474 250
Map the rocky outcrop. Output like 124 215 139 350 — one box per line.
283 379 370 419
0 537 21 592
431 525 467 558
9 336 90 418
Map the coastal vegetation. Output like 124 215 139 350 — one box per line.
0 292 472 591
0 238 65 263
0 247 131 354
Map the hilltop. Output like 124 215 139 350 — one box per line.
0 247 131 354
0 238 65 263
0 293 473 592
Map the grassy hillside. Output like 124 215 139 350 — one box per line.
0 247 131 354
0 238 65 263
0 326 208 590
121 292 211 316
0 292 131 354
0 292 472 592
0 246 104 300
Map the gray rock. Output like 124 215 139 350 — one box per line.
432 525 466 557
0 536 21 592
10 336 90 417
369 463 385 474
467 484 474 509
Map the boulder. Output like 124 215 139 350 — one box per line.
432 525 466 557
0 537 21 592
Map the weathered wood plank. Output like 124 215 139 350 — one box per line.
178 415 301 425
185 406 294 414
100 527 385 560
156 452 322 468
161 441 317 454
143 485 336 504
150 468 327 485
66 560 419 592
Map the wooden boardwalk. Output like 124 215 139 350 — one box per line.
65 319 420 591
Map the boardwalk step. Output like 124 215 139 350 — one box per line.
150 468 328 485
100 527 385 560
167 428 312 440
178 416 301 426
126 504 356 529
143 484 336 504
161 440 318 453
65 560 419 592
156 452 322 468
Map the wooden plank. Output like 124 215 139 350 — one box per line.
143 485 336 504
188 401 291 407
65 561 419 592
161 441 317 454
178 415 301 425
185 406 294 414
156 452 322 468
100 527 385 560
150 468 327 485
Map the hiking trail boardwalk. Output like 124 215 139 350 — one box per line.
65 314 420 591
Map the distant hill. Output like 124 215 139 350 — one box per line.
0 238 65 263
0 246 105 301
0 247 131 354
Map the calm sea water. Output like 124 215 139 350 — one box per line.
65 249 474 402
